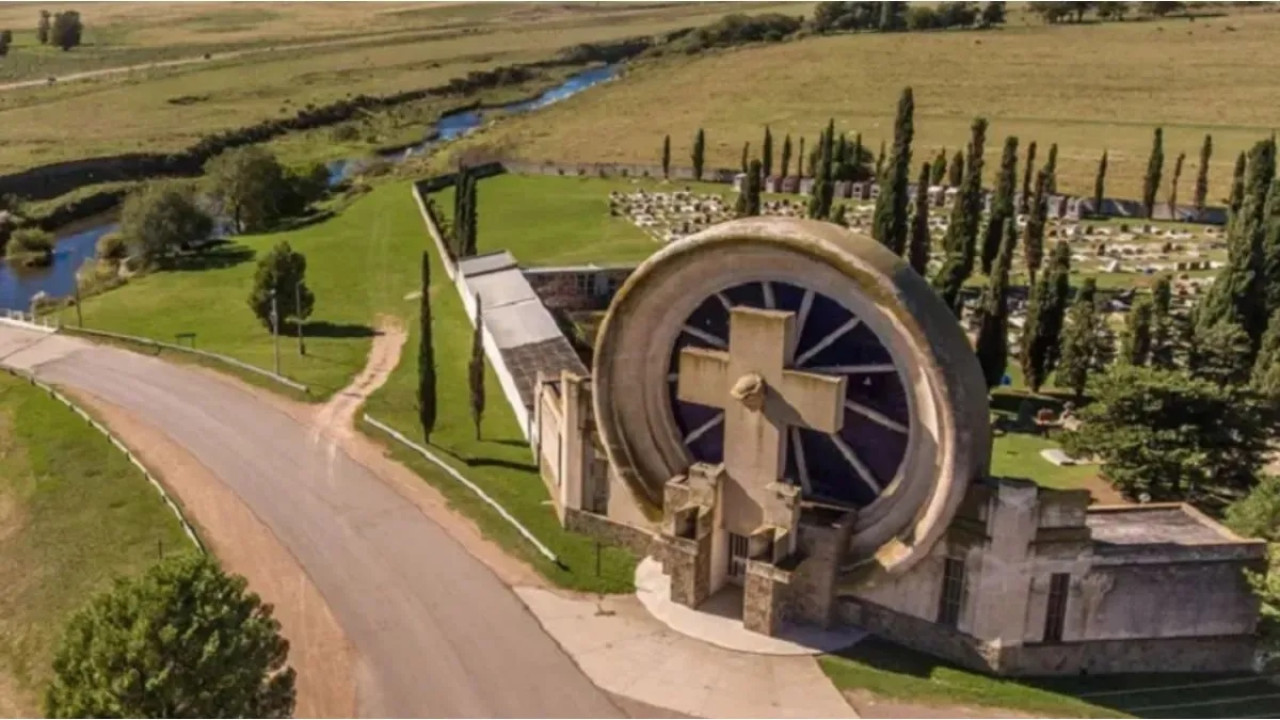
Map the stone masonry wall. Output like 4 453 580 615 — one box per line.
1001 634 1258 676
564 507 657 559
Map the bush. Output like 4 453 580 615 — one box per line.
120 182 214 267
9 227 54 265
676 12 803 52
95 231 128 262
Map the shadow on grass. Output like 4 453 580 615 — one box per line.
433 443 538 474
273 210 336 233
293 320 379 339
159 243 255 272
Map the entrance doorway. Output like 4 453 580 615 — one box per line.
727 532 749 584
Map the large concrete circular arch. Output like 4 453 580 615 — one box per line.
592 217 991 575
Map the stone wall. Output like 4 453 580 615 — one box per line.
524 266 636 312
1002 634 1258 676
1081 561 1263 640
564 507 657 558
839 596 997 672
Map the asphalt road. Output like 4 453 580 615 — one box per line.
0 324 623 718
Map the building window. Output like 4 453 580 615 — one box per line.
575 274 592 294
937 557 965 628
1043 573 1070 643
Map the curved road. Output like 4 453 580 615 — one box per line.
0 324 622 718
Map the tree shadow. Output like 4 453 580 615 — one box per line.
160 243 255 272
462 456 539 473
292 321 379 338
272 210 336 233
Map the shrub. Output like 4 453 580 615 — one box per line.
95 231 128 261
9 227 54 265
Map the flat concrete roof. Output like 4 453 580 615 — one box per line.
486 300 564 349
1086 505 1241 546
458 250 518 278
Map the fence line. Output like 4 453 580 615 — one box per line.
65 326 309 394
3 366 204 553
0 309 57 333
362 413 559 565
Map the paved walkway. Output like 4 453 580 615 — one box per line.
517 587 857 718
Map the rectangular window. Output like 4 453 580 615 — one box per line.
1043 573 1070 643
937 558 965 628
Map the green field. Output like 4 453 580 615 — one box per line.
821 636 1279 719
0 373 191 715
448 6 1280 206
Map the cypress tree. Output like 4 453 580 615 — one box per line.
1167 151 1186 218
692 128 706 181
1044 143 1059 196
852 133 865 181
1020 240 1072 392
762 126 774 178
975 214 1017 389
808 121 836 220
948 149 964 188
931 148 947 186
980 135 1019 275
1142 127 1164 219
469 293 485 440
781 134 793 178
797 136 806 179
909 162 932 276
418 252 436 441
1227 150 1247 232
1193 133 1212 218
737 159 763 217
1019 140 1037 215
1198 138 1275 348
1150 274 1175 368
452 166 470 258
1120 297 1154 366
1055 277 1102 400
1262 180 1280 318
875 139 887 180
836 134 849 178
872 87 915 255
741 141 750 174
932 117 988 310
1253 309 1280 403
662 134 671 179
1024 169 1049 281
1093 150 1108 218
463 173 479 257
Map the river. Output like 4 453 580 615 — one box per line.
0 64 619 312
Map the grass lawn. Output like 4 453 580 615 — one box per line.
0 373 190 714
821 637 1278 719
453 6 1280 206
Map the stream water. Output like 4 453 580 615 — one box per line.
0 64 619 312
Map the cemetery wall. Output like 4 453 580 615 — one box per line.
410 182 458 280
454 268 536 440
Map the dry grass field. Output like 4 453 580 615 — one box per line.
453 7 1280 204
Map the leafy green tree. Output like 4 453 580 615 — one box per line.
37 10 50 44
948 148 964 188
692 128 706 181
1190 320 1254 386
762 126 774 178
980 135 1018 275
248 242 314 331
205 147 292 233
1044 142 1059 195
1055 277 1102 399
1023 169 1049 280
879 1 906 30
1020 240 1071 392
1061 365 1269 501
1019 140 1037 215
981 1 1007 25
8 227 54 264
1167 151 1186 217
974 215 1016 389
1149 274 1176 368
780 134 793 178
50 11 82 51
45 554 295 718
1193 133 1212 218
932 117 987 309
1139 1 1185 17
1097 1 1129 19
930 148 947 186
119 182 213 267
872 87 914 255
1120 296 1153 366
470 293 486 440
1142 127 1164 218
1092 150 1108 217
418 252 436 441
662 135 671 179
909 162 932 276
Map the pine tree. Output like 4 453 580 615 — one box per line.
1142 127 1165 219
1193 133 1212 218
418 252 437 441
872 87 915 255
1150 274 1176 368
909 162 932 276
692 129 706 181
980 135 1018 275
662 135 671 179
808 120 836 220
932 117 988 310
1056 277 1102 400
1120 296 1154 366
975 214 1017 389
931 148 947 186
1023 169 1049 281
469 293 485 440
781 134 793 178
1020 241 1072 392
948 149 964 188
797 136 806 179
1263 180 1280 318
741 141 750 174
1044 143 1059 196
1168 151 1186 218
762 126 774 178
1019 140 1038 215
1093 150 1108 218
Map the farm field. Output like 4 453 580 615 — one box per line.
450 8 1280 205
0 373 190 714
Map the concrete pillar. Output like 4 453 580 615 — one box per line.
968 480 1039 645
559 371 590 514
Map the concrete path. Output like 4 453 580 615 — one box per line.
517 587 857 719
0 325 623 718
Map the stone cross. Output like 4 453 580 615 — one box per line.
677 306 846 532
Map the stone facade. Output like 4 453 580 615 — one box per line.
524 266 635 312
